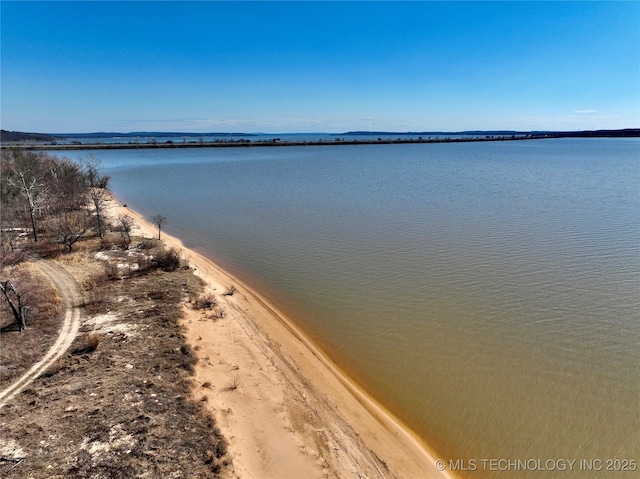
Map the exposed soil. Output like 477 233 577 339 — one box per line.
0 262 62 387
0 261 82 407
0 249 229 477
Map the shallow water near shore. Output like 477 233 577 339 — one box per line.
55 138 639 477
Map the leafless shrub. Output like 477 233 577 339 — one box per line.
86 288 107 313
103 261 119 280
151 247 181 272
116 215 134 249
89 269 109 288
193 293 217 310
97 233 120 251
208 308 225 321
222 285 236 296
225 374 240 391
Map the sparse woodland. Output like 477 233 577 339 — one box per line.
0 150 111 331
0 148 183 350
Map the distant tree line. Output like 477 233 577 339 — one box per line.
1 130 56 142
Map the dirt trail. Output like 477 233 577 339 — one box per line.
0 261 83 408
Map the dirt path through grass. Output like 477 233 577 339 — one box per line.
0 261 83 408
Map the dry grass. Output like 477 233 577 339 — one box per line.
0 263 62 386
225 374 240 392
193 292 217 310
72 332 104 355
0 249 229 477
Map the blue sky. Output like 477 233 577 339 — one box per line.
2 1 638 133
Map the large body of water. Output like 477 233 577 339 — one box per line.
54 139 639 477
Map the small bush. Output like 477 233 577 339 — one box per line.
193 293 217 310
152 247 181 272
72 332 104 354
86 332 103 352
103 261 119 280
222 285 236 296
89 270 109 288
225 374 240 391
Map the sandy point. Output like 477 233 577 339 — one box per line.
107 194 452 479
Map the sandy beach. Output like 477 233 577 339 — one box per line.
109 195 450 479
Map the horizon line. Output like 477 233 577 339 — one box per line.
4 127 640 137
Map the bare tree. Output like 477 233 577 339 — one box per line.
53 212 88 252
78 156 111 243
2 151 86 245
81 154 110 188
0 279 27 331
7 169 47 243
117 215 134 249
47 156 87 212
151 214 167 240
89 187 108 243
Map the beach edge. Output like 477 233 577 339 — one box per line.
109 193 452 479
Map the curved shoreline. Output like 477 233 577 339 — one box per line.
109 194 452 478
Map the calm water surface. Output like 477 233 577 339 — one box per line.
57 139 639 477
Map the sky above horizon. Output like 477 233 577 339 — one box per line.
2 1 639 133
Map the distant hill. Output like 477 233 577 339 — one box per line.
2 128 638 144
50 131 257 138
1 130 56 142
545 128 640 138
340 130 526 136
342 129 640 138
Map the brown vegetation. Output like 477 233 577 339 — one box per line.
0 263 61 384
0 259 229 477
193 292 217 310
0 151 230 477
0 150 111 332
1 150 105 262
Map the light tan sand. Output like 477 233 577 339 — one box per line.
107 195 451 479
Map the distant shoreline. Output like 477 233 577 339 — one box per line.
3 129 639 151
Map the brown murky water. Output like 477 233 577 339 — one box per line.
59 138 640 477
